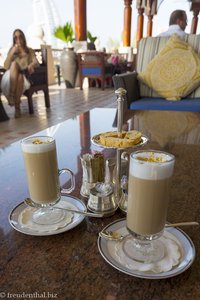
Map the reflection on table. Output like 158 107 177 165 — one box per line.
128 110 200 148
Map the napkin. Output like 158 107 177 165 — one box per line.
108 228 182 273
18 202 74 233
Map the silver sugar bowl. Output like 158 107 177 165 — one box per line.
87 182 117 216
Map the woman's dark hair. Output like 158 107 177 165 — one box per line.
12 29 29 53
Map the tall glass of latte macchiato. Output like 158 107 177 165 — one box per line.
21 136 75 225
125 150 175 263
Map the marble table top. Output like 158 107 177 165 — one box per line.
0 108 200 299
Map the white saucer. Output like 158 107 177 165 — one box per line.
9 196 86 236
98 218 196 279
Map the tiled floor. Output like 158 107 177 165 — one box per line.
0 83 117 148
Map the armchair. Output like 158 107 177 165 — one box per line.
0 67 9 121
113 34 200 113
24 48 50 114
78 51 113 90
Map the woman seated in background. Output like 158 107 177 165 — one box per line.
1 29 39 118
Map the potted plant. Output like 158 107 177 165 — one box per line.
53 22 77 88
87 31 97 50
54 22 74 47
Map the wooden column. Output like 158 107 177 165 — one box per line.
123 0 132 46
146 15 153 36
136 7 144 48
191 10 199 33
74 0 87 41
144 0 157 37
190 2 200 34
189 1 200 34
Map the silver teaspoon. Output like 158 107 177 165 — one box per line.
24 198 104 218
99 221 199 241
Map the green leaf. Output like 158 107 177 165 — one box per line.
87 31 97 43
54 26 67 42
53 22 75 44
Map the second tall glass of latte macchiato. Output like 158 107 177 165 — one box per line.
126 150 175 263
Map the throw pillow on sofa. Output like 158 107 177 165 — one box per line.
138 34 200 101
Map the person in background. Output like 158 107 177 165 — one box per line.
158 10 188 38
1 29 39 118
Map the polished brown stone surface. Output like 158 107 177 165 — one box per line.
0 108 200 300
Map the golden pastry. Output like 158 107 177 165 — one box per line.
99 130 142 147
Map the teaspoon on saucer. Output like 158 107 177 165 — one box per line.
99 221 199 241
24 198 104 218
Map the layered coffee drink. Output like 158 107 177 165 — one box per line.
21 136 60 205
127 150 175 237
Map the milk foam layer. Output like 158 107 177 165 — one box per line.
21 136 55 153
130 151 174 180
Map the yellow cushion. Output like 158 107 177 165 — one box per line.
137 34 200 101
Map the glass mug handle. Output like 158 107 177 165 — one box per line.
59 168 75 194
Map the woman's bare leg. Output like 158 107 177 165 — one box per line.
14 74 24 118
15 74 24 104
9 61 20 95
9 61 24 117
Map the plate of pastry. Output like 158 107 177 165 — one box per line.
91 130 148 149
